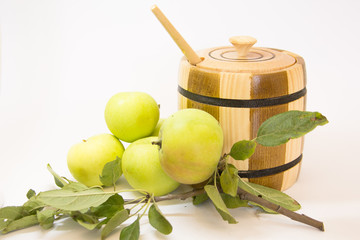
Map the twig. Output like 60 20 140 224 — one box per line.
237 187 325 231
124 189 205 204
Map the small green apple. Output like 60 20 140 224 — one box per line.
104 92 159 143
67 133 125 187
159 109 223 185
121 136 180 196
151 118 165 136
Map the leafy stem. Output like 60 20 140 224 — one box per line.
213 169 218 189
123 184 324 231
159 185 324 231
139 196 153 220
217 153 229 171
125 196 147 206
236 187 324 231
123 189 205 204
128 197 147 211
129 199 149 218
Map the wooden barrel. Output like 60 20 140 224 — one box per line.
178 36 306 191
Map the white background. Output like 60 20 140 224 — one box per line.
1 0 360 239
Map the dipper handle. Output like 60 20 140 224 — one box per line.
229 36 257 57
151 5 202 65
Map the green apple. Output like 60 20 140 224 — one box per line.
104 92 160 143
121 136 180 196
67 133 125 187
159 109 223 185
151 118 165 136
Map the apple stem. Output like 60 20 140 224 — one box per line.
151 140 162 148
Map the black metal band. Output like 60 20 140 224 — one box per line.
178 86 307 108
238 154 302 178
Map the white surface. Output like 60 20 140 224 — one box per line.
0 0 360 239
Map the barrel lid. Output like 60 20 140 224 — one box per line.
195 36 296 73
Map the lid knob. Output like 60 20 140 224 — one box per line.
229 36 257 58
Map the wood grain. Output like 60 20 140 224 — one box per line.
186 67 220 120
219 72 252 171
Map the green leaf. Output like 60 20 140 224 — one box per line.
0 206 28 220
1 214 39 234
238 178 301 213
71 211 100 230
229 140 257 160
204 185 237 224
91 194 124 218
256 111 328 146
120 216 140 240
62 182 89 192
77 220 101 231
220 193 248 209
47 164 67 188
36 209 56 230
101 209 129 239
220 164 239 197
26 189 36 199
99 157 122 187
36 188 115 211
192 193 209 205
0 218 10 232
148 203 172 235
23 198 46 213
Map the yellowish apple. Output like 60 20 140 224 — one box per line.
121 136 180 196
159 109 223 185
67 133 125 187
104 92 159 143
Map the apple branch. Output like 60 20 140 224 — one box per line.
124 187 324 232
236 187 325 231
